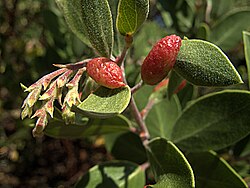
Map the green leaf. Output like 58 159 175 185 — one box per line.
174 39 243 86
108 0 124 56
177 83 195 109
211 0 234 18
55 0 90 46
197 23 210 40
145 96 181 140
116 0 149 36
56 0 114 57
171 90 250 152
243 31 250 89
134 84 154 111
81 0 114 57
44 115 130 139
209 8 250 51
75 160 145 188
104 132 147 164
72 86 131 118
147 138 195 188
168 70 184 99
241 139 250 157
187 151 248 188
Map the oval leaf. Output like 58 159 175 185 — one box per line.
82 0 114 57
104 131 147 164
72 86 131 118
145 96 181 140
174 39 243 86
187 151 248 188
116 0 149 35
56 0 114 57
44 115 130 139
171 90 250 152
75 160 145 188
243 31 250 89
209 8 250 51
147 138 195 187
55 0 91 46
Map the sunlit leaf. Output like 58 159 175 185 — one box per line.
174 39 243 86
116 0 149 35
72 86 131 118
147 138 195 187
145 96 181 140
171 90 250 152
75 161 145 188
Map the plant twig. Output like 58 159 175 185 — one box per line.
116 34 133 65
141 99 155 120
205 0 212 23
119 34 150 145
130 97 150 145
131 80 144 94
53 59 90 70
140 162 150 171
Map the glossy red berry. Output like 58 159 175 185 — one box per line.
86 57 125 89
141 35 182 85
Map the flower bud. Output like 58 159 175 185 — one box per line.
141 35 182 85
87 57 125 89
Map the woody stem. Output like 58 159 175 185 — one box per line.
119 35 150 145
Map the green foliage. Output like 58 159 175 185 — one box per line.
56 0 114 57
72 86 131 118
116 0 149 36
133 21 167 59
187 151 248 188
145 96 181 140
44 115 130 139
171 90 250 152
146 138 195 187
75 161 145 188
209 9 250 51
4 0 250 187
243 31 250 89
104 132 147 164
81 0 114 57
55 0 91 46
174 39 243 86
167 70 184 99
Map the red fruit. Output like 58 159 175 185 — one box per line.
141 35 182 85
86 57 125 89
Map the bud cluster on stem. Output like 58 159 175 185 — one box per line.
21 60 88 137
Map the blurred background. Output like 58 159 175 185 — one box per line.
1 0 250 187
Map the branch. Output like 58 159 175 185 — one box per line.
119 34 150 145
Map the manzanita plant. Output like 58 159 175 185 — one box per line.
21 0 250 187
